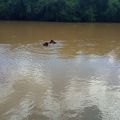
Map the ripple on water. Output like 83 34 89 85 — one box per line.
0 37 120 120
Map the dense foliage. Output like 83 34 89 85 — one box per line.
0 0 120 22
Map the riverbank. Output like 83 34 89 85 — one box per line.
0 0 120 22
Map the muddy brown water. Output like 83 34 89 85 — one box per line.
0 21 120 120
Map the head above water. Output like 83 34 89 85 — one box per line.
50 40 56 44
43 40 56 47
43 42 49 46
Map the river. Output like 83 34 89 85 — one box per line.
0 21 120 120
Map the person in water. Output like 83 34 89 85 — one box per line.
43 42 49 46
50 40 56 44
43 40 56 46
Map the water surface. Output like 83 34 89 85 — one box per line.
0 21 120 120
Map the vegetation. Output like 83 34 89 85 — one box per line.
0 0 120 22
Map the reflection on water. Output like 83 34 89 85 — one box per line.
0 22 120 120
